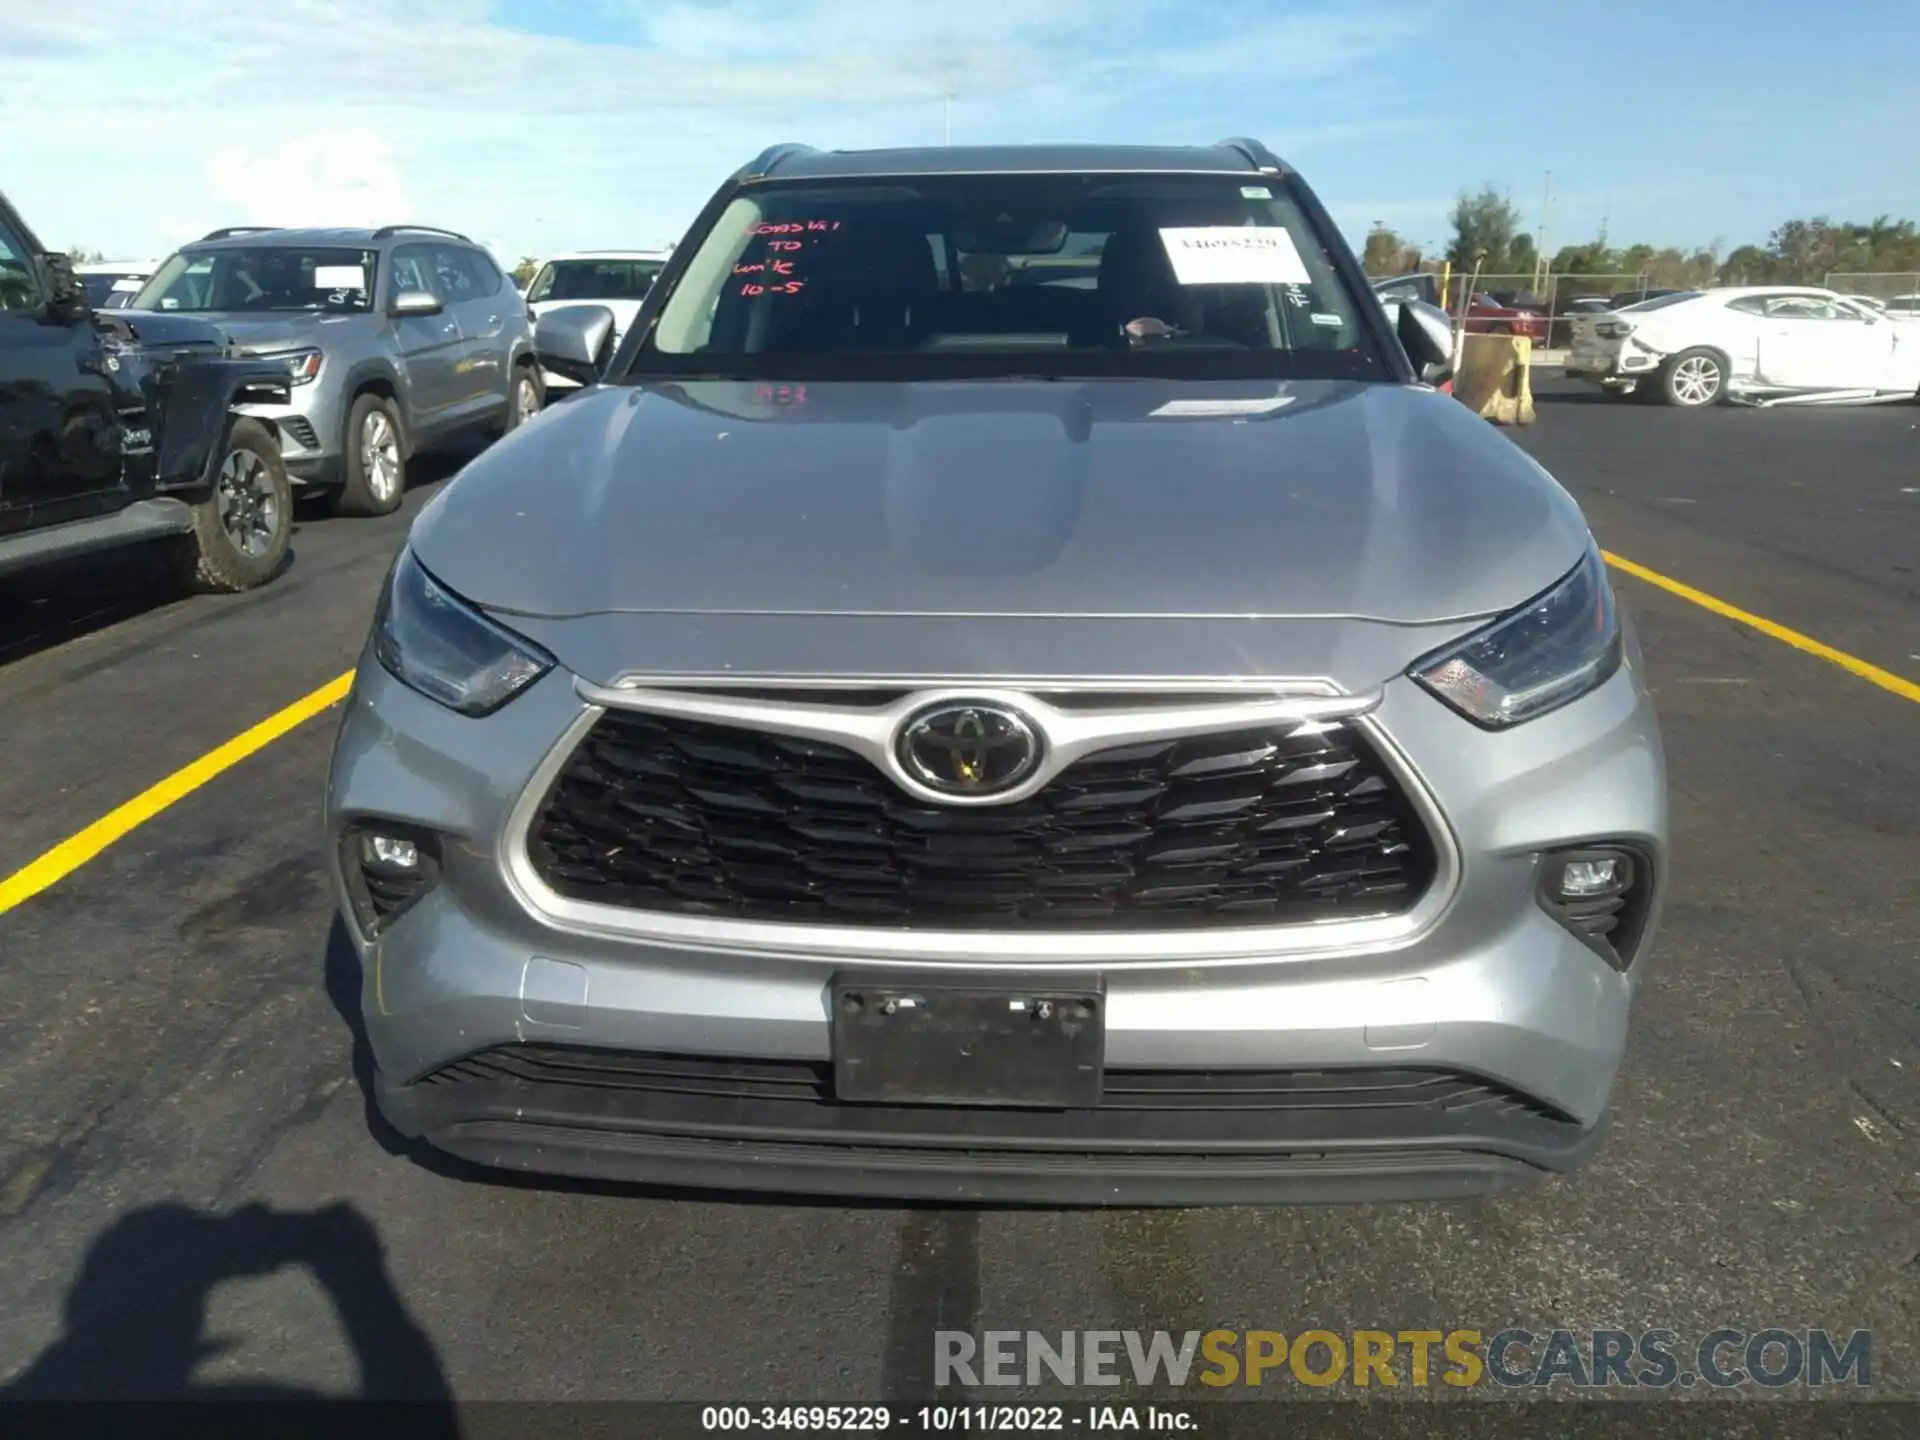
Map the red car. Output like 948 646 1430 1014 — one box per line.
1460 292 1548 343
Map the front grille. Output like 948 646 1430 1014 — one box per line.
409 1044 1582 1147
526 708 1437 928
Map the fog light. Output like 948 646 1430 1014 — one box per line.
1558 857 1622 898
361 833 420 873
342 824 441 938
1537 845 1652 972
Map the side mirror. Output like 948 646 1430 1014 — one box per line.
390 289 443 317
1396 298 1455 386
41 252 89 321
534 304 616 388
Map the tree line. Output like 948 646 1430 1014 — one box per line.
1363 185 1920 289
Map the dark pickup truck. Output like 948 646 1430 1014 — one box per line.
1 189 295 594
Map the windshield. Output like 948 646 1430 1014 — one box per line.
633 173 1387 381
529 258 663 302
134 245 378 313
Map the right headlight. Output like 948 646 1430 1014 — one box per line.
373 549 553 716
1410 546 1622 728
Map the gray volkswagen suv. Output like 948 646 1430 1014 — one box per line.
131 225 542 516
325 141 1669 1204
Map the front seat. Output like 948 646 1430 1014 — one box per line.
1083 225 1193 346
767 223 939 353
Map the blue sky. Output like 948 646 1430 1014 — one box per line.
5 0 1916 266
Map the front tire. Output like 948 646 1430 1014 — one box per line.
1660 348 1727 408
169 418 292 593
497 364 544 438
334 392 407 516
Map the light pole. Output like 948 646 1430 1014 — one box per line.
1535 170 1553 292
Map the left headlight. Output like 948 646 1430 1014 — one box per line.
373 549 553 716
260 347 323 384
1410 545 1622 729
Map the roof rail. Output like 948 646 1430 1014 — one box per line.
370 224 472 242
740 143 818 179
200 226 282 241
1215 137 1289 174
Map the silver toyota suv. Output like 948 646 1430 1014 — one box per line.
325 141 1669 1205
130 225 543 516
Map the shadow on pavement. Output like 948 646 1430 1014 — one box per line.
1 1198 455 1409
0 542 297 671
0 445 477 674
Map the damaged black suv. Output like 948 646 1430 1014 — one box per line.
1 189 296 594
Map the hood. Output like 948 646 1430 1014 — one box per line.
110 309 231 350
410 378 1593 630
216 312 368 354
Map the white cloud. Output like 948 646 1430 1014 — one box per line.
0 0 1433 261
203 130 411 231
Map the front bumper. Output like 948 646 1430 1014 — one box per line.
324 648 1667 1204
234 377 345 490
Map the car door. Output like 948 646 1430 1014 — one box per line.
440 245 513 419
0 212 124 537
1749 295 1894 390
422 244 500 423
386 242 468 433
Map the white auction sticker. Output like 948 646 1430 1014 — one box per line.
1158 226 1311 286
314 265 366 290
1149 396 1296 417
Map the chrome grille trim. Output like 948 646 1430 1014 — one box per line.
499 679 1461 966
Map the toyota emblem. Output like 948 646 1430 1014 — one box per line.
896 702 1042 798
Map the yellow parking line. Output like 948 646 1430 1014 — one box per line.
0 670 355 916
1602 552 1920 706
0 548 1914 916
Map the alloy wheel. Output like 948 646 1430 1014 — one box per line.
216 447 281 559
361 410 402 501
1671 355 1722 406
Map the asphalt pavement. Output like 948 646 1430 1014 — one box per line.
0 380 1915 1408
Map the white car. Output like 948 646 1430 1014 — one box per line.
523 249 669 390
1567 286 1920 407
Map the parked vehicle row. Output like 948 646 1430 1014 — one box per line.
2 191 298 595
1565 286 1920 406
131 224 546 516
1370 273 1688 343
2 197 672 606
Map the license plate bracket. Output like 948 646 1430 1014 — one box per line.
830 971 1105 1108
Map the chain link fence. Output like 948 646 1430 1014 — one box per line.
1823 271 1920 302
